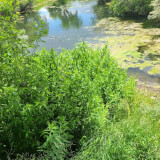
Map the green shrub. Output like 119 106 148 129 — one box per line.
110 0 152 17
0 40 135 159
39 119 71 160
148 0 160 21
19 0 32 11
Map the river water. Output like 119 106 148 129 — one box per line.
17 0 160 92
18 0 107 52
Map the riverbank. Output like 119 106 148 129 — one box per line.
17 0 160 92
90 17 160 91
19 0 54 13
137 83 160 97
32 0 55 10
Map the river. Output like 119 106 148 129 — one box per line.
17 0 160 93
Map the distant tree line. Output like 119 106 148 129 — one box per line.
98 0 160 21
148 0 160 20
8 0 160 21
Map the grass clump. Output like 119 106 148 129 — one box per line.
73 92 160 160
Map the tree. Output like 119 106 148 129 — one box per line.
148 0 160 20
110 0 152 17
0 0 28 59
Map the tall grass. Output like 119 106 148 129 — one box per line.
73 91 160 160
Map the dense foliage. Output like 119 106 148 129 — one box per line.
0 0 27 58
17 0 46 12
148 0 160 20
1 0 160 159
19 0 32 11
0 1 135 158
0 38 135 159
52 0 71 6
110 0 152 17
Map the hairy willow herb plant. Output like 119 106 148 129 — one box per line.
0 39 135 159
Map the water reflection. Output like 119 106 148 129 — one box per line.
47 7 83 29
17 0 107 50
93 3 112 19
17 0 160 89
17 0 106 52
17 11 49 45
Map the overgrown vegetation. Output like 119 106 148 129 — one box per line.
110 0 152 17
73 93 160 159
17 0 47 12
148 0 160 21
52 0 68 6
97 0 160 21
1 0 160 159
52 0 70 7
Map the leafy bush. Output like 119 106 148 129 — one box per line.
0 40 135 159
0 0 27 58
148 0 160 21
19 0 32 11
110 0 152 17
39 119 71 160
